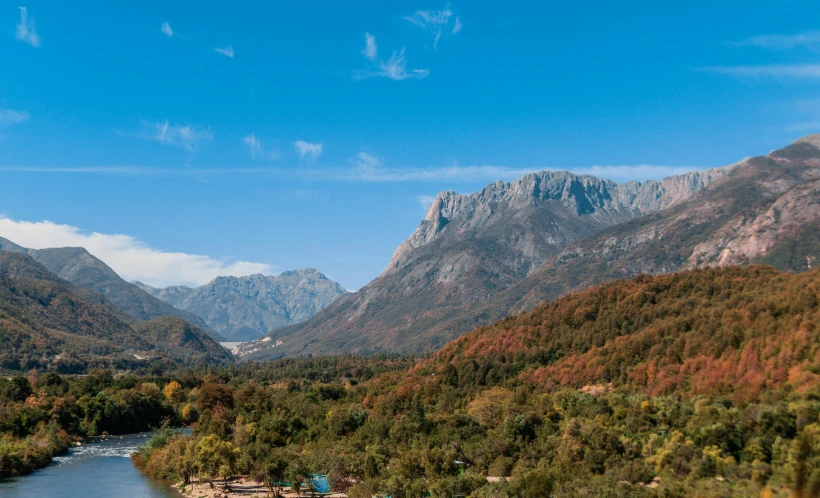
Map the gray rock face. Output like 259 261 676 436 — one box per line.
132 282 194 307
138 269 347 342
389 169 726 273
238 167 725 360
477 138 820 320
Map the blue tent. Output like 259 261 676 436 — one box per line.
310 474 332 494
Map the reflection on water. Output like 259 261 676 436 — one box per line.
0 432 181 498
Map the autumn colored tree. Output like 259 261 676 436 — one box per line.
162 381 183 404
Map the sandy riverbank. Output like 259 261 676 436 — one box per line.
174 476 348 498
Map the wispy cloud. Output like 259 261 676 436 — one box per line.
15 7 40 48
404 4 460 49
243 133 262 159
354 152 382 175
0 109 29 126
242 133 279 160
357 46 429 81
573 164 700 182
732 31 820 50
363 32 377 60
332 164 700 183
0 164 703 183
214 45 234 58
701 64 820 78
0 217 273 287
416 195 437 213
161 22 174 37
294 188 316 199
143 121 213 151
294 140 323 161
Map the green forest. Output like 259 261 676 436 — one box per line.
4 266 820 497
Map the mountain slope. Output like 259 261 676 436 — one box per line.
239 168 724 359
131 316 234 364
0 237 222 340
404 265 820 403
136 269 347 341
0 252 231 372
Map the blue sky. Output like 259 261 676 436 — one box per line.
2 1 820 289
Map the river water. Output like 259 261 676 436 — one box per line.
0 432 181 497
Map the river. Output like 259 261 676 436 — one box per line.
0 432 181 498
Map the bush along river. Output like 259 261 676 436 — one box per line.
0 432 181 498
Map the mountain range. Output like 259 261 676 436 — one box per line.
238 135 820 360
5 135 819 365
0 251 232 372
0 236 222 340
134 269 347 341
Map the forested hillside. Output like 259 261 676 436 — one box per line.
415 266 820 402
0 236 221 339
132 265 820 497
0 252 232 373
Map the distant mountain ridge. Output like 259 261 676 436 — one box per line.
0 252 232 372
0 236 223 340
238 166 727 359
135 269 347 341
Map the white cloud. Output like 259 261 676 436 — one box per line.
452 16 462 34
357 48 430 80
354 152 382 175
733 31 820 50
242 133 279 160
15 7 40 48
0 109 29 126
161 22 174 37
363 32 377 60
214 45 234 58
143 121 213 151
294 140 323 161
701 64 820 78
404 4 460 48
0 217 273 287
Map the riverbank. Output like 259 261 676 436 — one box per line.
0 432 182 498
0 427 72 479
175 476 347 498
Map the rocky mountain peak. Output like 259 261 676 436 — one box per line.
140 268 347 341
389 168 726 270
792 134 820 149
